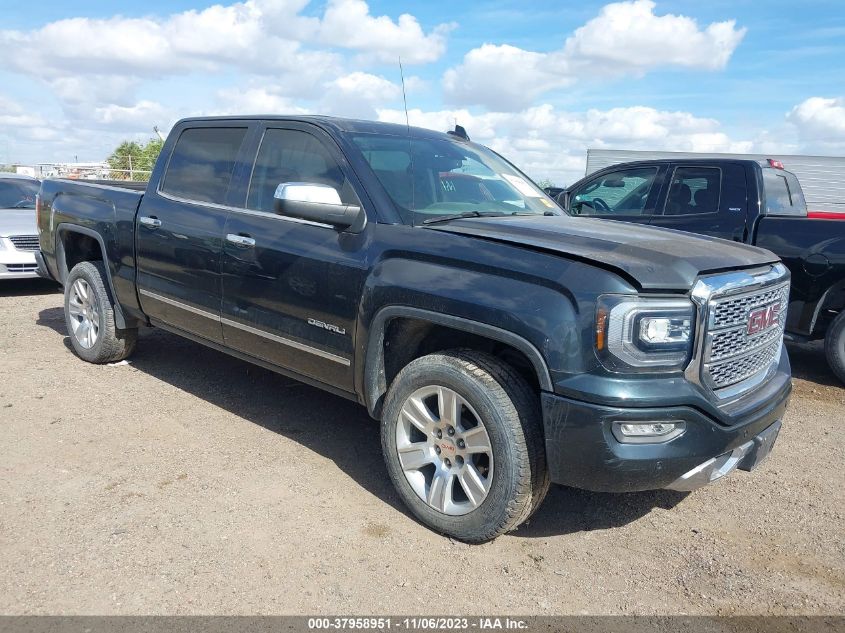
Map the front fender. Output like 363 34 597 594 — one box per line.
355 255 588 416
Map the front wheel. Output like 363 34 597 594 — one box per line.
824 311 845 384
63 261 137 364
381 350 548 543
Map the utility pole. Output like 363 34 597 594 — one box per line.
128 153 133 180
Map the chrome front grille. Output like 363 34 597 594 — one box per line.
711 284 790 329
702 279 789 393
707 338 783 387
686 264 790 401
8 235 40 251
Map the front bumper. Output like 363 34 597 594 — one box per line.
542 367 791 493
0 248 38 279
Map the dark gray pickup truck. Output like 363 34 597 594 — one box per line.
37 116 791 542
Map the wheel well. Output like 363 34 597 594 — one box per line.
816 280 845 336
379 317 541 411
58 230 103 281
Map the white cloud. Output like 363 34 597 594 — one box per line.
787 96 845 149
0 0 449 83
0 95 47 128
377 103 754 186
90 100 173 128
443 0 746 110
318 0 454 64
215 87 311 115
563 0 745 71
0 0 452 152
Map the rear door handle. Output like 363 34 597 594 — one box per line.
226 233 256 247
139 216 162 228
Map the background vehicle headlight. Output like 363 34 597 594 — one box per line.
596 295 695 372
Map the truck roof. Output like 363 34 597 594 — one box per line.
593 157 792 173
173 115 453 141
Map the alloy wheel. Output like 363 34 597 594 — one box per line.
67 279 100 349
396 386 494 516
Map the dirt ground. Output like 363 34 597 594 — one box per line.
1 279 843 615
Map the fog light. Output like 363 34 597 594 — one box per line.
612 420 686 444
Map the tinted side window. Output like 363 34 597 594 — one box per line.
570 167 658 216
247 129 358 213
664 167 721 215
0 180 40 208
763 170 807 216
161 127 247 204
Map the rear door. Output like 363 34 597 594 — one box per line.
136 123 252 342
566 164 665 225
218 122 370 390
649 164 749 242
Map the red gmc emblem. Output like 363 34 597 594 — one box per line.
747 303 781 335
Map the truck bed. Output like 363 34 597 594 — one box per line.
37 178 146 321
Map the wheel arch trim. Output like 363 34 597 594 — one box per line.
54 223 128 330
362 305 553 418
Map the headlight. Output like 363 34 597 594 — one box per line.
596 295 694 372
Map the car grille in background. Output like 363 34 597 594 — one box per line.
5 264 38 272
8 235 40 251
702 282 789 392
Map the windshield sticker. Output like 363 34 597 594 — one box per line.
502 174 542 197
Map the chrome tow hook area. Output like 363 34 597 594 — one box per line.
666 419 781 491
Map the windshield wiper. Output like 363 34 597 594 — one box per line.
421 211 514 225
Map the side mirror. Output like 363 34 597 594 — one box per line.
557 190 571 211
273 183 365 232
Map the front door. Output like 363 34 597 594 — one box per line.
136 124 251 343
567 165 664 225
219 124 370 390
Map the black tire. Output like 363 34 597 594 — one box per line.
381 349 549 543
824 310 845 385
63 261 137 364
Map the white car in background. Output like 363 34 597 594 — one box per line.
0 172 41 279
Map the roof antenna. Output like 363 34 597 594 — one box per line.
447 124 470 141
399 56 415 220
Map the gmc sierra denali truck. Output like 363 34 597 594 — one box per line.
555 158 845 384
36 116 791 542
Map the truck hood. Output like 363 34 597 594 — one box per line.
427 215 779 291
0 208 37 237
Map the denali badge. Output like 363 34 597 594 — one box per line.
747 303 781 335
307 318 346 335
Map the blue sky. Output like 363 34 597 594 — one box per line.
1 0 843 184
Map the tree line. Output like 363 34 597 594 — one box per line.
106 139 163 181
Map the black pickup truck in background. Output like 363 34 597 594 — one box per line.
36 117 792 542
554 159 845 384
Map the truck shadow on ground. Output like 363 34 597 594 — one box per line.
785 341 840 387
44 305 832 540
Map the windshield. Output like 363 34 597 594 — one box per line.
0 179 40 209
350 134 560 224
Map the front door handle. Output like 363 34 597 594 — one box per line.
226 233 256 248
139 216 162 228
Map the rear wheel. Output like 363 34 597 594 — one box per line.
64 261 137 364
381 350 548 543
824 311 845 384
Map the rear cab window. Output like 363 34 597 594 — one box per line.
160 127 248 204
664 167 721 215
762 169 807 216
